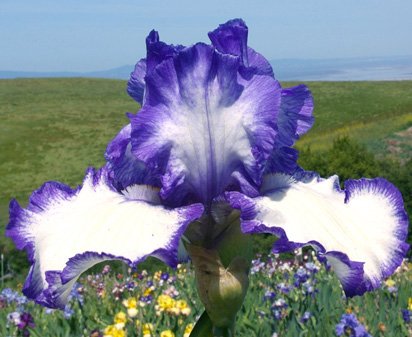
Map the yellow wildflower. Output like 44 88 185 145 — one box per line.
408 297 412 311
104 325 126 337
157 294 176 312
154 271 162 281
143 287 154 297
175 299 191 316
384 279 395 287
122 298 139 318
114 311 127 329
160 330 175 337
183 323 193 337
142 323 154 337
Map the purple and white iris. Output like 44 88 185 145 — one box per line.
5 19 409 313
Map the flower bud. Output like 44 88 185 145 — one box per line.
188 245 249 328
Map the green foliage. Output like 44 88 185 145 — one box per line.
299 136 381 183
299 136 412 252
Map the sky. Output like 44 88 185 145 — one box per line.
1 0 412 72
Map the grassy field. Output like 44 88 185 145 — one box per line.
1 78 412 246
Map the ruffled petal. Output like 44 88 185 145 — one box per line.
105 123 159 190
130 43 281 206
6 167 203 308
276 85 314 147
127 31 184 104
227 173 409 296
127 58 146 104
208 18 274 77
264 85 313 175
208 19 249 66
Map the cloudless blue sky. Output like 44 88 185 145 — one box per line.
1 0 412 72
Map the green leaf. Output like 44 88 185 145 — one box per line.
189 310 213 337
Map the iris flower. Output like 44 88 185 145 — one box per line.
6 19 409 334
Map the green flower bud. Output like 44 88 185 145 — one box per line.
188 245 250 329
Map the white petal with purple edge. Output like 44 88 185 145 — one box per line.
6 168 203 308
228 173 409 296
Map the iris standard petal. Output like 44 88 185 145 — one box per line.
127 31 184 104
228 173 409 296
208 18 274 77
130 43 281 206
6 167 203 308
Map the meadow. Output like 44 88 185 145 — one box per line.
1 78 412 336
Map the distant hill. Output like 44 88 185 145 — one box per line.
271 55 412 81
0 65 134 80
1 56 411 81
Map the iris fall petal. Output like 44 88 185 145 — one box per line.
6 167 203 308
228 172 409 296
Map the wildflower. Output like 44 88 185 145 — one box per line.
114 311 127 329
335 313 372 337
102 264 111 275
142 323 154 337
7 311 21 326
90 329 103 337
378 322 386 332
409 297 412 311
263 290 276 301
123 298 139 318
402 309 412 323
305 262 319 273
63 305 74 319
300 311 311 323
6 18 409 334
175 299 191 316
160 330 175 337
183 323 194 337
104 325 126 337
164 285 179 298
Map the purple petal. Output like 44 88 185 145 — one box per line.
6 167 203 308
127 58 146 104
208 18 249 66
130 43 281 205
208 18 274 77
105 123 159 190
227 173 409 296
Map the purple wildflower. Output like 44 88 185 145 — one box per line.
402 309 412 323
263 290 276 301
335 313 371 337
300 311 311 323
17 312 35 329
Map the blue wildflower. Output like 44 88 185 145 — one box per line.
63 305 74 319
300 311 311 323
402 309 412 323
263 290 276 301
335 313 371 337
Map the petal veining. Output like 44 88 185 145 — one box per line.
6 167 203 308
130 43 281 206
228 173 409 296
